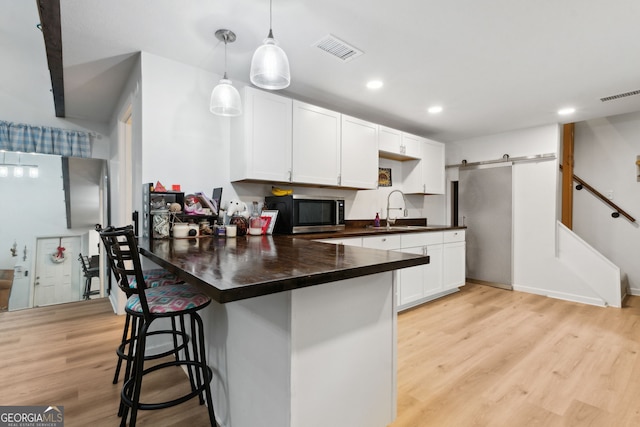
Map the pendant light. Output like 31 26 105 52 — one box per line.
250 0 290 90
210 29 242 117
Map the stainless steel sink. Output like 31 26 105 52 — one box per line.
365 225 430 231
387 225 428 230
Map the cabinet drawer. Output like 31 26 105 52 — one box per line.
315 237 362 247
443 230 465 243
362 235 401 250
401 232 443 248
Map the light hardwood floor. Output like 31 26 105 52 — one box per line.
2 284 640 426
0 298 212 426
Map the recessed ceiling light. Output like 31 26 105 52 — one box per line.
366 80 383 90
428 106 443 114
558 107 576 115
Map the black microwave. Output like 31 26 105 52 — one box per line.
265 195 345 234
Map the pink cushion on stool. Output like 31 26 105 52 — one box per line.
126 284 211 314
128 268 181 288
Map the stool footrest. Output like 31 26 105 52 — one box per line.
116 329 189 362
121 360 213 411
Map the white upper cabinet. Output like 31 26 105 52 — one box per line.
230 87 293 183
422 138 446 194
341 115 378 189
378 126 421 160
230 88 444 192
400 133 423 159
292 100 341 186
403 137 445 194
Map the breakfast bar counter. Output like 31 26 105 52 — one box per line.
139 234 428 303
139 235 428 427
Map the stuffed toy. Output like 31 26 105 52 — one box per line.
225 199 250 219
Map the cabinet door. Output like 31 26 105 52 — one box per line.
443 241 466 290
341 115 378 189
378 126 402 157
401 133 423 159
422 139 445 194
231 87 293 182
292 101 341 186
423 244 443 295
398 246 425 306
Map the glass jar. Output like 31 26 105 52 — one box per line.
249 201 263 235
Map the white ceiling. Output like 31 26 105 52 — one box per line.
34 1 640 141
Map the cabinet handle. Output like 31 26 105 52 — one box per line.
381 238 387 242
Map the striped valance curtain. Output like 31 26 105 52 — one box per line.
0 120 91 158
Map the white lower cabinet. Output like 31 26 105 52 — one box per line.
316 230 465 311
397 230 465 311
443 230 466 290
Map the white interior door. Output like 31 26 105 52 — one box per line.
34 236 81 306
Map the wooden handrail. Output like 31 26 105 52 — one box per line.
560 165 636 223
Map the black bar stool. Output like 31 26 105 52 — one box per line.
112 267 186 386
97 225 216 427
78 254 100 300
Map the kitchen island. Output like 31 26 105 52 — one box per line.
140 235 429 427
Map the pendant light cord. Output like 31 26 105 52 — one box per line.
270 0 273 30
223 34 228 79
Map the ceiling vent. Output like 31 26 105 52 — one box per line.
312 34 363 62
600 89 640 102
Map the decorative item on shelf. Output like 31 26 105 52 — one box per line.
199 220 214 236
229 215 249 236
250 0 290 90
225 199 250 219
184 194 204 214
378 167 392 187
154 181 167 192
249 201 263 235
195 191 218 215
260 210 278 235
152 212 171 239
210 29 242 117
172 223 189 238
10 241 17 257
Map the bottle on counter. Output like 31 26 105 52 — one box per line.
374 212 381 227
249 201 263 235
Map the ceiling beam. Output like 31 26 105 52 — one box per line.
37 0 65 117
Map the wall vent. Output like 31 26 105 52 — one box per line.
312 34 363 62
600 89 640 102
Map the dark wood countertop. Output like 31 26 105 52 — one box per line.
297 224 466 240
139 235 429 304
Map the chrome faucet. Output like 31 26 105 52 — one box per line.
386 190 407 229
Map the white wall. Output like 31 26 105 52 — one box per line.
1 2 112 309
447 124 606 304
574 112 640 294
134 52 441 227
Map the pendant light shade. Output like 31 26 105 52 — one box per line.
250 0 290 90
210 29 242 117
210 78 242 116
